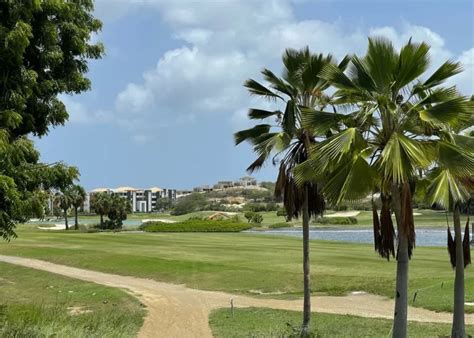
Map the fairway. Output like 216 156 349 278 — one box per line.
1 225 472 315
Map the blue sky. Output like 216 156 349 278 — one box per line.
35 0 474 191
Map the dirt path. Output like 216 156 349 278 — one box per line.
0 255 471 337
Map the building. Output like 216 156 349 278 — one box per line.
88 186 177 213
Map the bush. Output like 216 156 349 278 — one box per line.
269 222 290 229
244 211 255 223
276 208 287 217
251 213 263 224
314 216 358 225
140 219 252 232
171 193 207 215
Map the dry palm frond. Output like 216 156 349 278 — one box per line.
463 218 471 267
401 182 416 258
447 226 456 268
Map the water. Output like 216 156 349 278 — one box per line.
247 228 469 247
28 218 143 227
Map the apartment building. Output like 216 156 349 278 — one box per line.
88 186 177 213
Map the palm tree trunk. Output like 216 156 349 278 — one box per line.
100 214 104 228
451 203 465 338
74 207 79 230
301 186 311 337
391 185 408 338
64 209 69 230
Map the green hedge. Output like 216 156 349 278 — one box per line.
314 216 358 225
269 222 290 229
140 219 252 232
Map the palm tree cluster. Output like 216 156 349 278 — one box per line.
54 185 87 230
236 37 473 337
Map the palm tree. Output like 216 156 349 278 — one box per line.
425 133 473 337
235 47 349 336
300 37 471 337
90 192 110 228
68 185 86 230
57 192 72 230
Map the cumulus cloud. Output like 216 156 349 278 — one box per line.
101 0 472 141
61 95 111 124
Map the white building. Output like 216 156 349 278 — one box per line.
88 186 177 213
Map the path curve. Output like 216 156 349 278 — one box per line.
0 255 471 337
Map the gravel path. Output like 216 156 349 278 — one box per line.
0 255 470 337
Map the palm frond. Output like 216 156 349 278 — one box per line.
248 108 281 120
423 60 463 89
244 79 283 101
234 124 271 145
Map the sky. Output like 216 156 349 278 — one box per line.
35 0 474 191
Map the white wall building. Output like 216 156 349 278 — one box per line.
88 186 177 213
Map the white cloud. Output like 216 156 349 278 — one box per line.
61 95 111 124
102 0 472 141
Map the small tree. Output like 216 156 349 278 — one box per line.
107 195 131 229
251 213 263 224
56 193 72 230
90 193 110 228
244 211 255 223
67 185 86 230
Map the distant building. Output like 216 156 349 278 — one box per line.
214 181 234 190
88 186 177 213
193 185 213 192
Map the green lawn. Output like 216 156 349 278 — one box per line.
66 208 455 228
1 226 472 314
209 307 474 337
0 262 145 337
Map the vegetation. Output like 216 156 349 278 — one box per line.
269 222 290 229
298 37 472 336
209 307 473 337
91 193 132 230
2 228 472 314
0 262 144 337
68 185 87 230
0 0 103 240
235 47 349 335
244 211 264 224
314 216 358 225
140 219 252 232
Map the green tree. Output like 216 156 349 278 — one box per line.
171 193 207 215
0 0 103 239
107 195 132 229
425 134 473 337
68 185 87 230
90 193 110 228
56 192 71 230
301 37 472 337
235 47 349 335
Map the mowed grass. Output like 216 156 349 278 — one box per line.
1 226 472 315
0 262 145 337
209 307 474 337
59 208 454 228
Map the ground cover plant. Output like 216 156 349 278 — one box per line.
209 307 474 337
140 219 252 232
0 262 144 337
1 227 472 314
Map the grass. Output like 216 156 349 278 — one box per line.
209 307 474 337
1 226 472 314
65 208 456 228
0 262 145 337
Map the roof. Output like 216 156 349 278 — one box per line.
90 188 109 193
113 186 140 193
148 187 163 192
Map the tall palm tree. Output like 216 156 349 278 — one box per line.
90 192 110 228
235 47 349 336
57 192 72 230
299 37 471 337
425 132 473 337
68 185 87 230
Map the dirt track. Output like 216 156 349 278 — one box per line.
0 255 471 337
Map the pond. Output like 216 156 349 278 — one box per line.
247 228 471 247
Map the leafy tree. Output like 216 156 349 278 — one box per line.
56 192 71 230
251 213 263 224
154 198 173 212
68 185 86 230
171 193 207 215
300 37 471 337
106 194 131 229
235 47 349 335
244 211 255 223
0 0 103 239
90 192 110 228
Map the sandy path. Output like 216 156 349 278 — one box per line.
0 255 471 338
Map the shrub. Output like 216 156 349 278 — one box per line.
269 222 289 229
251 213 263 224
244 211 255 223
140 219 252 232
276 208 287 217
314 216 358 225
